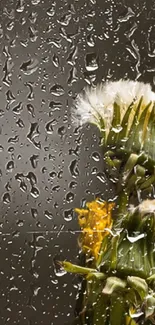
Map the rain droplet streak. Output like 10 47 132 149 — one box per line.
20 58 39 75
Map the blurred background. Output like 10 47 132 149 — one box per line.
0 0 155 324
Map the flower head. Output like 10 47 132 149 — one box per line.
75 199 115 260
72 80 155 134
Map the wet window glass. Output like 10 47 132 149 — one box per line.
0 0 155 324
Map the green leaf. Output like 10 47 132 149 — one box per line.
59 261 97 275
102 276 126 295
110 293 126 325
127 276 148 300
106 102 121 146
145 295 155 318
126 101 152 154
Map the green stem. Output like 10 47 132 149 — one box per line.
60 261 97 275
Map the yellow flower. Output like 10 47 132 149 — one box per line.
75 199 115 260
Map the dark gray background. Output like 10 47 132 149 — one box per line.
0 0 155 324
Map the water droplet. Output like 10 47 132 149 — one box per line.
16 219 24 227
6 160 14 172
16 118 25 128
28 11 38 24
67 67 78 85
27 122 41 149
25 82 35 100
69 159 79 178
2 192 11 204
45 120 54 134
85 52 98 71
46 6 56 17
12 102 23 114
92 152 100 162
8 135 19 143
20 58 39 75
3 58 14 86
52 54 60 68
63 209 73 221
53 260 67 277
20 180 27 192
49 101 62 111
46 37 61 48
6 90 15 103
52 185 60 192
33 286 41 296
127 231 146 243
44 210 53 220
118 7 135 23
0 109 4 117
27 103 35 117
31 0 41 5
30 155 39 168
65 191 74 203
26 172 37 186
97 172 106 183
30 186 40 198
29 26 38 42
31 208 38 218
87 33 95 47
16 0 25 12
58 126 66 138
49 171 57 179
58 13 72 26
50 84 65 96
67 45 78 66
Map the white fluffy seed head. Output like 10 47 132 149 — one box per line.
72 80 155 132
